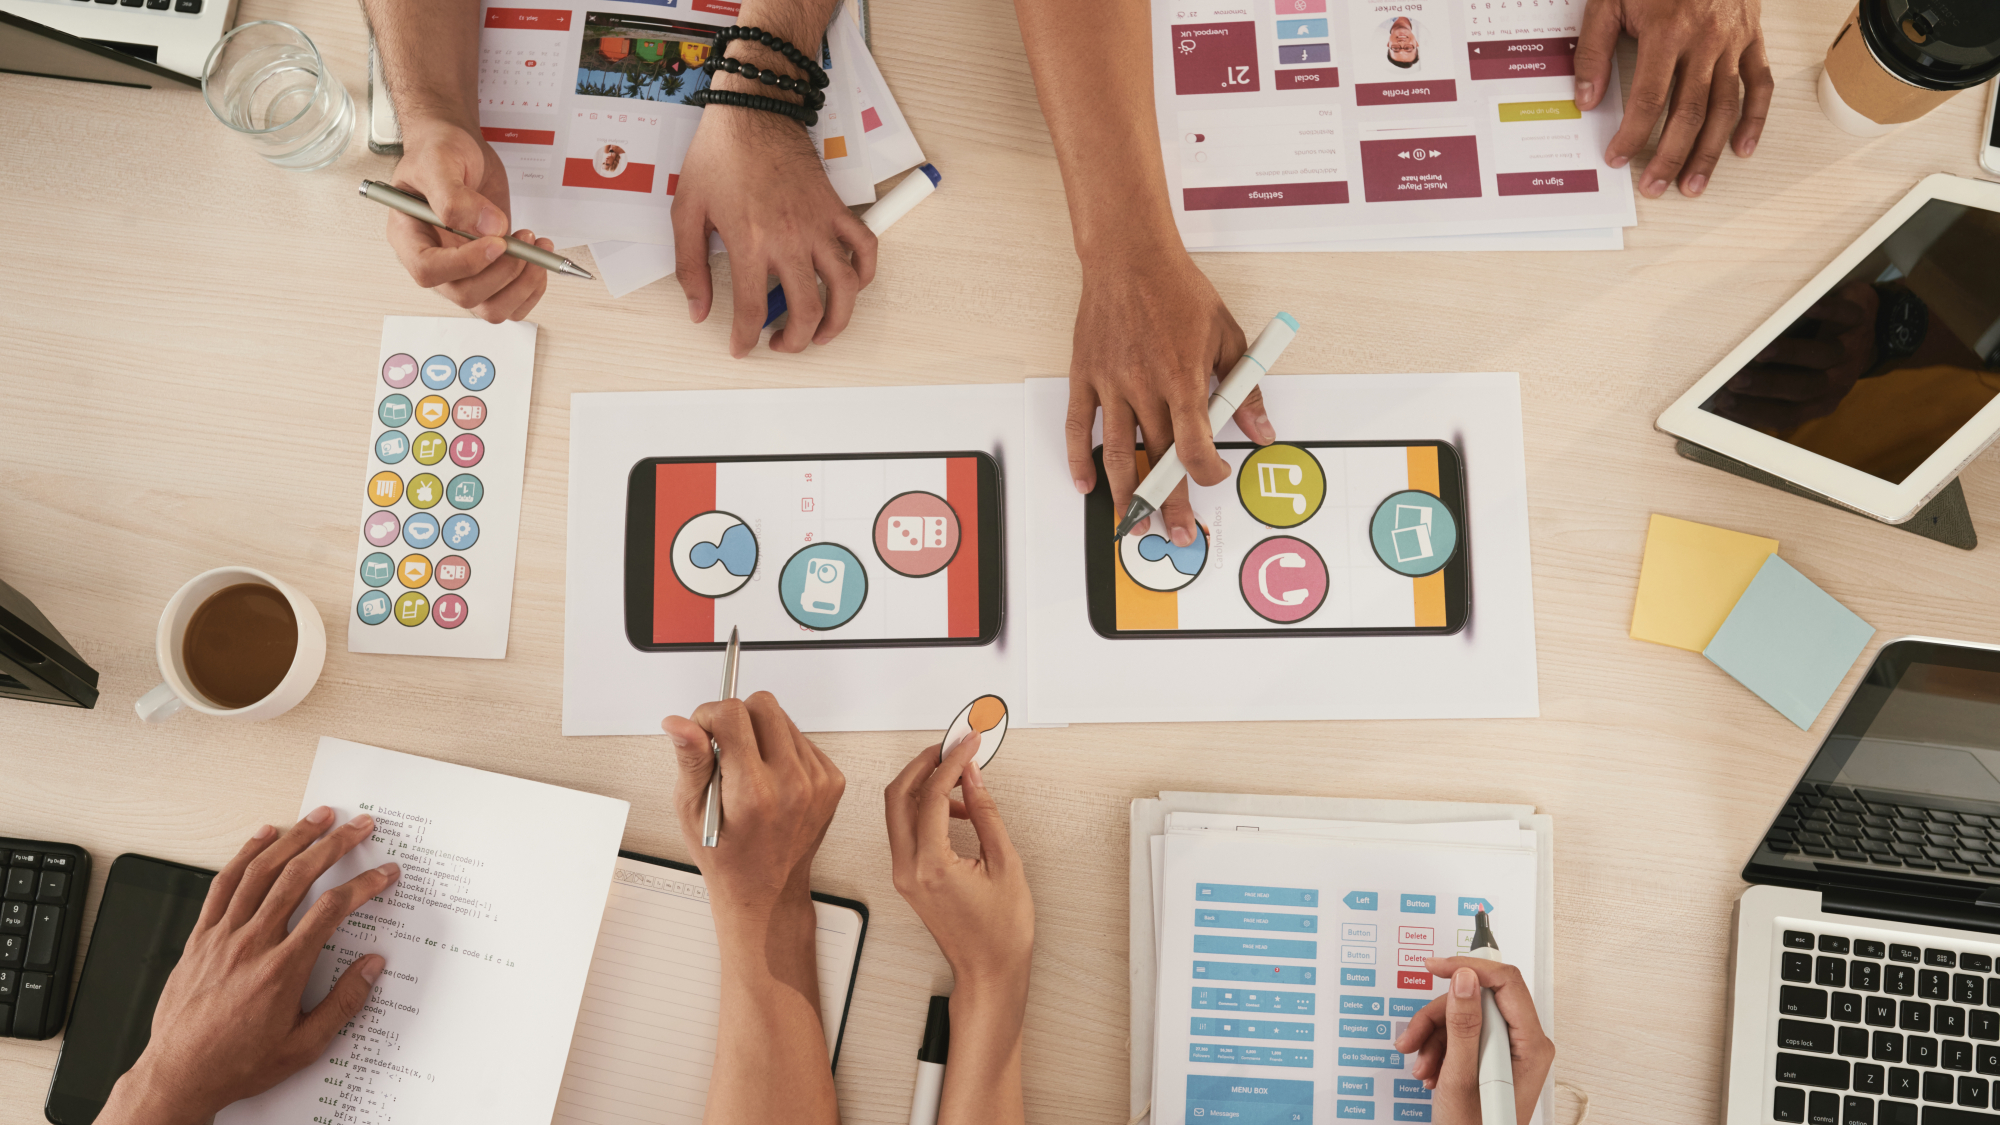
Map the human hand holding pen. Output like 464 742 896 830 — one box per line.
384 119 557 324
1394 958 1554 1124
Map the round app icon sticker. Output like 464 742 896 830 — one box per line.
368 471 404 508
382 353 419 388
1119 521 1208 593
403 512 441 549
360 552 395 587
1237 444 1327 528
376 431 412 465
357 589 393 625
780 543 867 629
871 491 960 578
449 432 485 468
412 431 447 466
448 474 483 510
420 354 457 390
435 554 471 590
1369 490 1458 577
451 395 487 430
671 511 758 597
398 554 432 588
441 513 479 551
1238 535 1329 624
363 511 401 548
940 694 1008 768
406 473 443 509
416 394 451 430
432 593 469 629
378 394 413 427
394 590 430 626
458 355 496 391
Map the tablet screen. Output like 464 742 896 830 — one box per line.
1699 199 2000 484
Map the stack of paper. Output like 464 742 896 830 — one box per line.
1131 792 1555 1125
474 0 922 298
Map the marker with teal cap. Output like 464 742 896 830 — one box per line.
1113 312 1300 540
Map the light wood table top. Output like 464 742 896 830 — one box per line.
4 0 1999 1120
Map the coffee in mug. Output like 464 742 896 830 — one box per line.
1820 1 2000 137
136 567 326 722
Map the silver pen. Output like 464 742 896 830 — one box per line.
358 179 595 281
701 627 740 847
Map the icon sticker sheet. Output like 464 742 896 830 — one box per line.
349 317 537 658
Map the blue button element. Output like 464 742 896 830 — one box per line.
1192 1017 1315 1041
375 430 410 464
1195 961 1316 985
1457 898 1494 916
1393 1080 1430 1100
1185 1076 1314 1125
1195 936 1318 960
1279 42 1332 64
1200 884 1319 907
379 394 414 427
1338 1020 1391 1040
1337 1100 1376 1119
457 355 496 390
1276 17 1328 38
1343 892 1378 910
420 354 457 390
1188 1043 1314 1068
403 512 441 549
1339 995 1384 1015
1337 1047 1407 1069
780 543 869 630
1338 1077 1374 1096
1197 909 1319 932
1194 988 1317 1014
1387 997 1424 1019
360 552 394 588
1400 895 1436 914
1341 968 1376 987
1393 1104 1432 1121
440 513 480 550
1370 490 1459 578
356 589 392 625
448 474 483 510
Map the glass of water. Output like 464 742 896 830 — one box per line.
201 21 354 172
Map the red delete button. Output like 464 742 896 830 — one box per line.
1496 169 1599 195
1276 66 1340 90
1398 971 1435 990
1183 181 1350 211
1468 37 1577 79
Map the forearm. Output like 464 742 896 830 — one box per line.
1012 0 1179 265
937 974 1030 1125
360 0 481 130
711 0 840 98
706 889 838 1125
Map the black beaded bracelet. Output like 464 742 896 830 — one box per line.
689 87 819 128
709 25 828 90
704 54 826 110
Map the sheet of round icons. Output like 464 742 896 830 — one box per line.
348 318 538 659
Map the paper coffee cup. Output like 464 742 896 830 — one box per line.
1819 1 2000 137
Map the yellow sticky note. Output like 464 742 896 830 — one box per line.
1630 514 1780 652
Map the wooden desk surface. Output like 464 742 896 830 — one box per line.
4 0 1998 1119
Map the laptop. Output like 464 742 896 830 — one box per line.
1726 637 2000 1125
0 0 235 82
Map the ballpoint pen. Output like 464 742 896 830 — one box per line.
1468 909 1517 1125
701 627 740 848
1112 312 1300 540
358 179 596 281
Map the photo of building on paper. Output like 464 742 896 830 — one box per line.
575 13 716 103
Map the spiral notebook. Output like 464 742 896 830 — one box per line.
551 852 868 1124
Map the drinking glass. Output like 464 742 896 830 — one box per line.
201 21 354 171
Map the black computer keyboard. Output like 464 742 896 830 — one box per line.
1 839 90 1040
75 0 206 13
1766 783 2000 877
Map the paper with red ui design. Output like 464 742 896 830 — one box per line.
1153 0 1636 249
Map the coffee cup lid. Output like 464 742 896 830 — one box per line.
1863 0 2000 90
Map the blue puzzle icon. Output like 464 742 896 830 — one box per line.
1137 532 1208 576
690 524 757 576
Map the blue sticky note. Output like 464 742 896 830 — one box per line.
1702 556 1874 730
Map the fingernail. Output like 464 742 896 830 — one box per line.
484 240 505 262
1453 968 1477 998
359 956 384 985
252 824 275 840
668 730 693 750
1252 410 1271 437
1575 81 1593 104
348 813 375 831
966 759 986 790
1423 1080 1436 1090
478 207 507 237
1171 526 1193 547
1608 154 1629 169
1073 478 1091 495
1741 136 1758 158
306 806 333 824
1684 174 1707 197
1646 179 1668 198
377 862 400 878
687 298 705 323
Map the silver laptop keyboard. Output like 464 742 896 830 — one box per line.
1771 921 2000 1124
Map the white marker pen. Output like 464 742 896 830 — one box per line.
1468 910 1517 1125
766 163 942 327
908 995 950 1125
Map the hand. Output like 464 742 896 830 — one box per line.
1574 0 1773 199
97 810 402 1125
884 733 1034 990
673 108 878 357
1705 281 1879 431
1067 247 1275 547
386 118 555 323
1395 958 1555 1124
665 692 846 918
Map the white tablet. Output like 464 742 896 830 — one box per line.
1657 173 2000 523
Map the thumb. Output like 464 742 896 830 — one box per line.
301 954 383 1044
1571 0 1620 110
662 715 715 790
958 756 1018 868
404 151 507 238
1434 968 1484 1105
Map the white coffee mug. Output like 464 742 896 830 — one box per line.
135 566 326 722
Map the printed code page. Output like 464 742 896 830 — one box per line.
553 857 865 1124
216 737 629 1125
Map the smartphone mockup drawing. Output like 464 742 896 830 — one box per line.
624 452 1004 651
1084 440 1470 639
